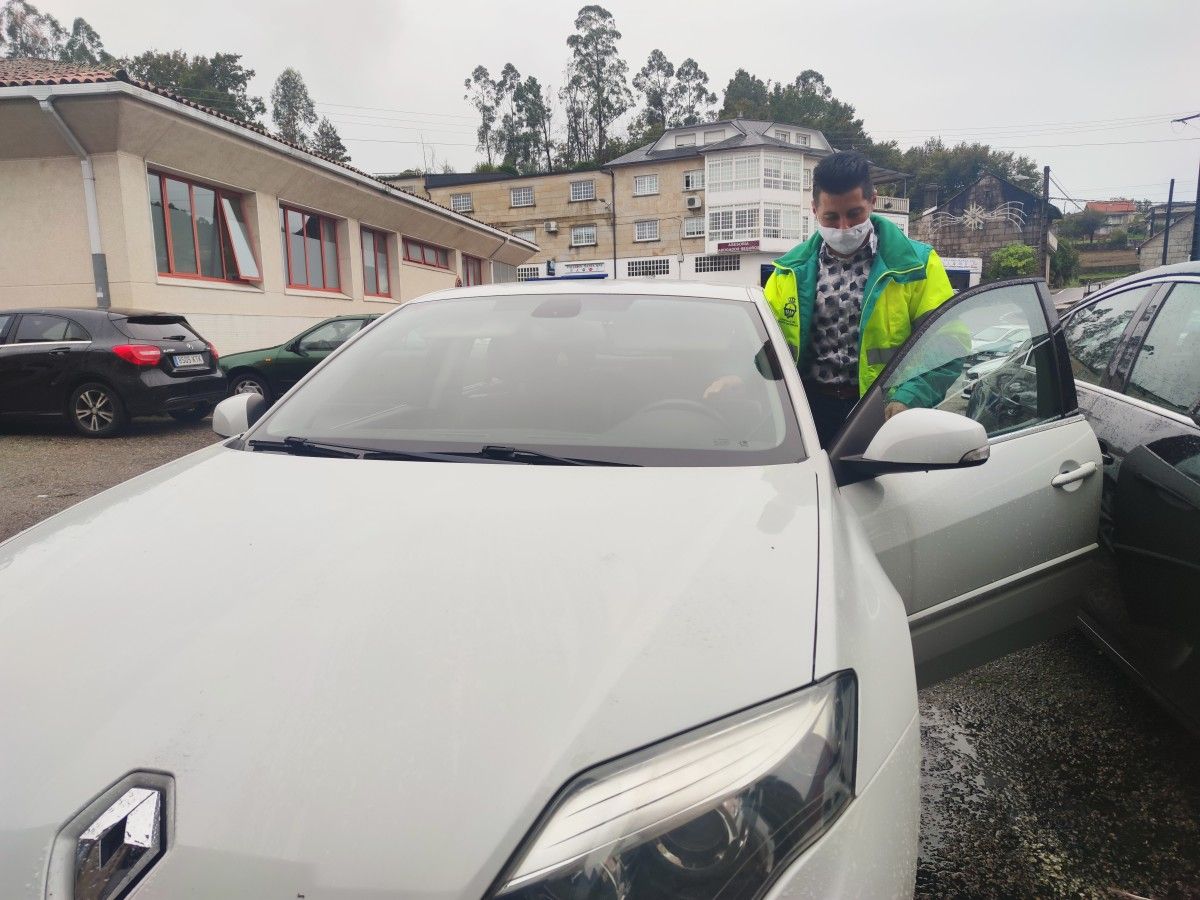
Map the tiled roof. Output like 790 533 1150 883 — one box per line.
1086 200 1137 214
0 59 517 239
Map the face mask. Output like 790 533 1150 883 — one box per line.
817 218 873 255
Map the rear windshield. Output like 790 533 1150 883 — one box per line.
113 316 202 342
254 293 804 466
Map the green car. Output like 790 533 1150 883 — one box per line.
219 314 380 403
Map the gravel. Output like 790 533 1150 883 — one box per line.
4 420 1198 897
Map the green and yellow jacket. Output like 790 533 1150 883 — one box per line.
763 214 957 405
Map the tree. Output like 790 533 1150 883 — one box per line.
123 51 266 124
564 5 632 162
631 49 673 138
987 242 1038 280
270 67 317 147
670 58 716 126
515 75 554 172
899 139 1039 214
60 17 110 64
0 0 63 59
1076 207 1106 243
720 68 770 119
312 116 349 163
464 66 500 167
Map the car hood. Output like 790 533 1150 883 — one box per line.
0 446 822 899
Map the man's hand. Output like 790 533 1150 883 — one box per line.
703 375 744 400
884 401 908 420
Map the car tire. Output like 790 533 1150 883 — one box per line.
68 382 128 438
228 372 272 404
168 404 213 423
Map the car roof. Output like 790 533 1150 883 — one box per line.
1 307 186 318
409 280 761 305
1093 261 1200 296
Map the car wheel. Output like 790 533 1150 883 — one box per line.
229 372 272 404
68 382 128 437
168 404 212 423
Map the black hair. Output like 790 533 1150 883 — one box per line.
812 151 875 202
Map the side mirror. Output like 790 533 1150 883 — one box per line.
841 408 989 480
212 392 267 437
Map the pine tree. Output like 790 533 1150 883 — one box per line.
312 117 350 163
271 67 317 148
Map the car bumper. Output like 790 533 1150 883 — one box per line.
120 371 228 416
764 712 920 899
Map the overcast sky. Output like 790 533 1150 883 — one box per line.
42 0 1200 207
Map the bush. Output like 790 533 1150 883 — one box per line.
1050 238 1080 287
988 242 1038 279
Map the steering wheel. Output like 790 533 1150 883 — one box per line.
634 398 728 425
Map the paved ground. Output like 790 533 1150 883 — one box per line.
3 420 1199 897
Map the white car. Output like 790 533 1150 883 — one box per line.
0 279 1100 899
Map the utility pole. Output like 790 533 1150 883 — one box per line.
1162 178 1175 266
1039 165 1051 277
1191 159 1200 262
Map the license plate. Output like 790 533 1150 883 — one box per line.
173 353 204 367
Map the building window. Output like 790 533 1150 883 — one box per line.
634 220 659 242
516 265 540 282
695 254 741 273
707 152 760 192
570 179 596 202
708 204 760 242
280 205 340 291
360 227 391 297
704 129 725 144
774 129 791 143
633 174 659 196
463 254 484 286
683 216 705 238
571 224 597 247
512 227 536 242
628 258 671 277
675 133 696 148
450 193 473 213
763 204 806 241
683 169 704 191
797 133 810 147
403 237 451 269
510 186 535 207
763 154 804 192
149 172 260 282
804 168 813 190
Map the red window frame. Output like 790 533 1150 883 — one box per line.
463 254 484 286
280 204 343 292
361 226 392 298
149 171 260 283
403 238 451 270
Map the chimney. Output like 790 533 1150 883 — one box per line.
923 184 939 211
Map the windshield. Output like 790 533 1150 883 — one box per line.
252 292 803 466
973 326 1010 342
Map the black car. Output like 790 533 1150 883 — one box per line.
0 307 226 437
1054 263 1200 733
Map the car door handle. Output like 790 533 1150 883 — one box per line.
49 348 70 357
1052 461 1098 488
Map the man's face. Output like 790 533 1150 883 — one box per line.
812 186 876 229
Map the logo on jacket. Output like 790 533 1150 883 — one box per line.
783 301 797 320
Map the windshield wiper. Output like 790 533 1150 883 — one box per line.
452 445 640 466
249 437 458 462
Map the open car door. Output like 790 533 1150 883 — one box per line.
829 278 1102 685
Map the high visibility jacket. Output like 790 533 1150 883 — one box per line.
763 214 956 403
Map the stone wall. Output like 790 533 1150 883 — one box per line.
1138 215 1196 270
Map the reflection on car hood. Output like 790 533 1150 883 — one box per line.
0 445 821 898
217 344 281 366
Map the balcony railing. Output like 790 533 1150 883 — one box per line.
875 195 910 214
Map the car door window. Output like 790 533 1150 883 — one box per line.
64 319 91 341
1124 282 1200 417
14 314 71 342
1061 285 1154 386
0 314 12 341
878 282 1065 438
298 320 360 352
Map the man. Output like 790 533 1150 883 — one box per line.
712 151 955 448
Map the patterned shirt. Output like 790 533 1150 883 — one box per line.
805 232 878 386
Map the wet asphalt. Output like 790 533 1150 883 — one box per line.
3 417 1198 898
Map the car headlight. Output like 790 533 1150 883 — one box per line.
487 671 857 900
